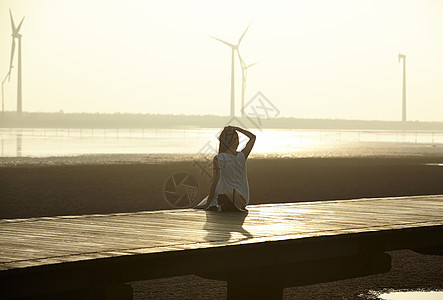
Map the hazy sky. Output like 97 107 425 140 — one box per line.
1 0 442 121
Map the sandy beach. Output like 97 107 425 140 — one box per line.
1 155 443 219
2 0 443 297
1 154 442 298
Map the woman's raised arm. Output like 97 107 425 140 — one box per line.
232 126 256 159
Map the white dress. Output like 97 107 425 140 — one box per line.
196 152 249 209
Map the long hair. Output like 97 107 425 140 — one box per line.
218 127 237 153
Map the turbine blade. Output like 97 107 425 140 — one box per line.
16 17 25 33
2 70 10 83
237 49 246 68
210 35 235 48
9 38 16 72
238 22 251 45
9 9 16 31
247 62 258 68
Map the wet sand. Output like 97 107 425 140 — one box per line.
1 155 442 298
1 155 443 219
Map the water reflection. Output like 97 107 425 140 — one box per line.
0 128 442 158
378 290 443 300
16 130 22 157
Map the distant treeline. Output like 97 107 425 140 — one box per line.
1 112 443 130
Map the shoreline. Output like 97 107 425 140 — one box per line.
1 141 443 166
2 112 443 130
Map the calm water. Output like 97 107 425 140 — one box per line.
1 128 443 159
378 290 443 299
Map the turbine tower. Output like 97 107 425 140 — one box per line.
8 9 25 114
1 70 11 113
238 51 257 117
211 23 250 117
398 53 406 122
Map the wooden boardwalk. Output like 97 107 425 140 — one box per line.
1 195 442 299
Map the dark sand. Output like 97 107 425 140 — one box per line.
1 156 443 219
1 155 443 298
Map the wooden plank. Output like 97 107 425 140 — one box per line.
0 195 442 272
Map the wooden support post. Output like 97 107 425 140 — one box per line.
101 284 133 300
88 284 134 300
200 253 391 300
23 284 133 300
227 278 282 299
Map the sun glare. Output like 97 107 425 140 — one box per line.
252 130 323 154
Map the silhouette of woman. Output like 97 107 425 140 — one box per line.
195 126 256 211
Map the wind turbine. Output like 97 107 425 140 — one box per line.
211 23 250 117
8 9 25 114
238 51 257 117
398 53 406 122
